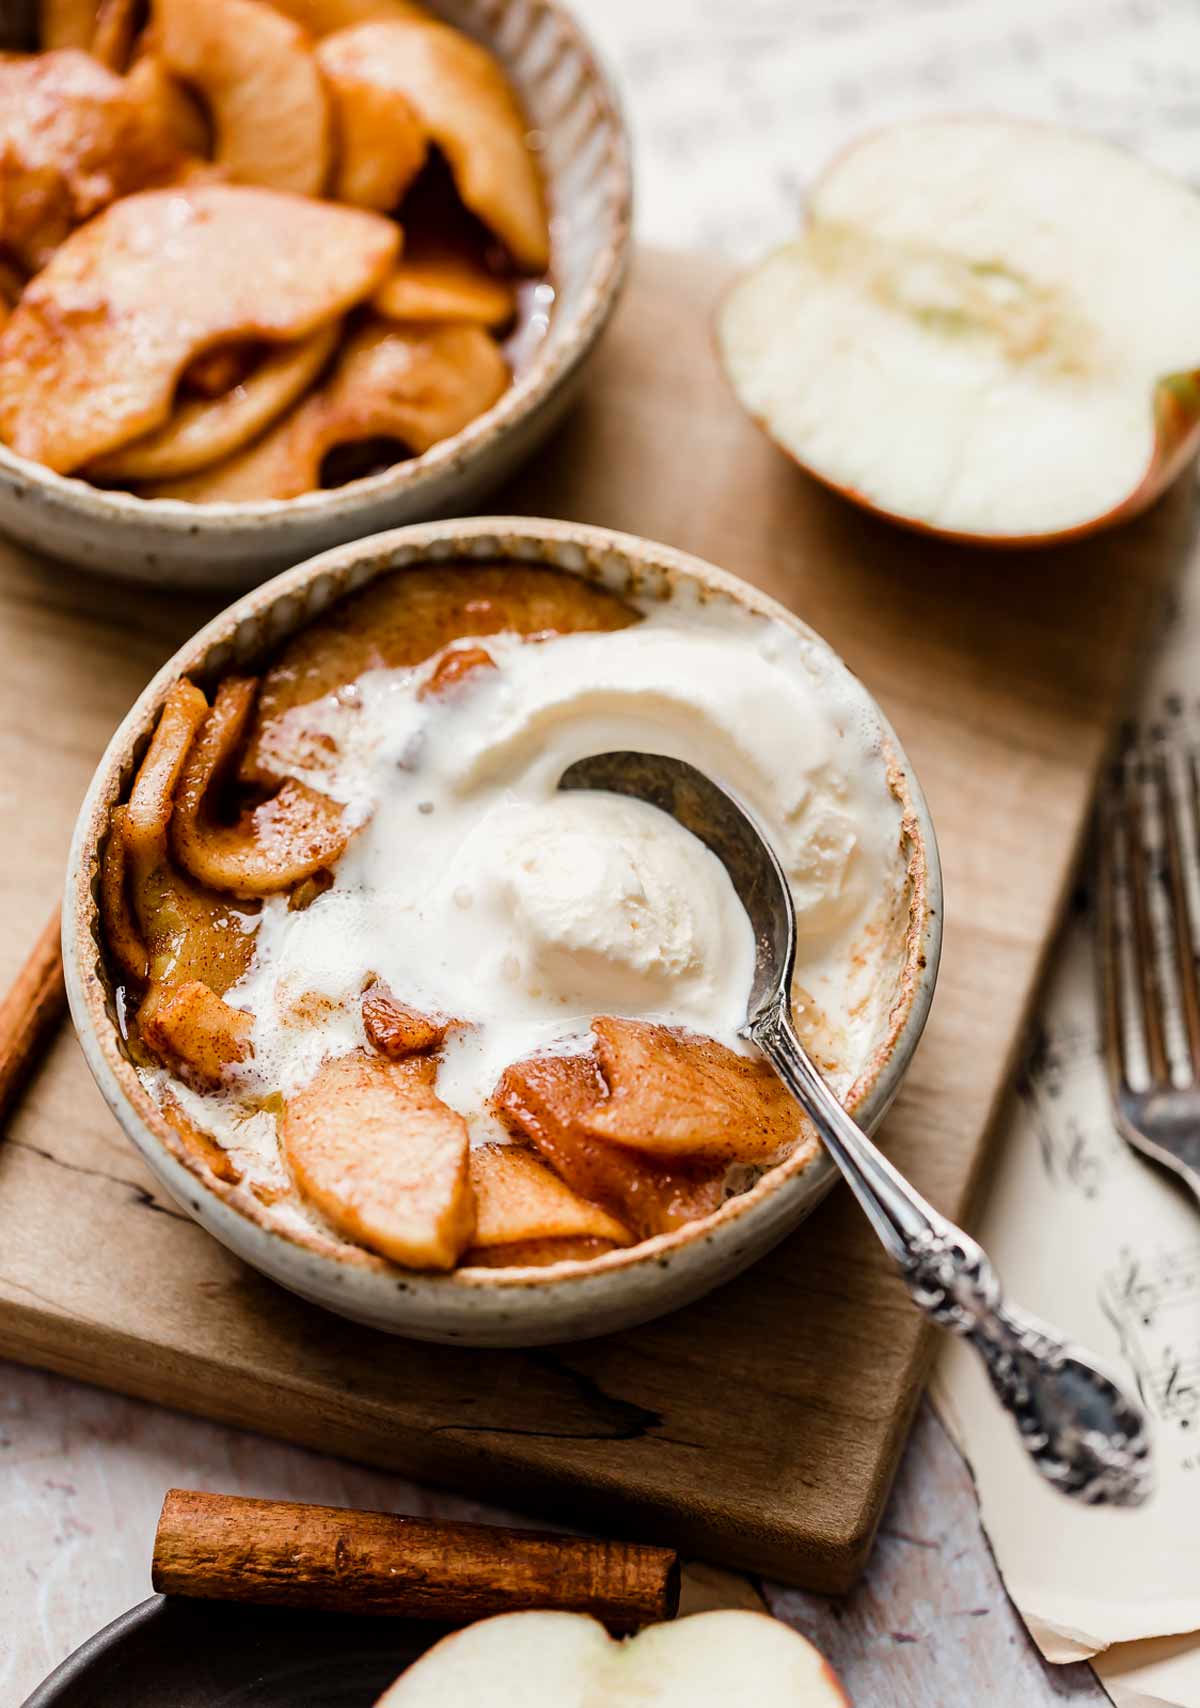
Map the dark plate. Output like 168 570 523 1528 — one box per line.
22 1598 446 1707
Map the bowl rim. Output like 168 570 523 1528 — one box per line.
0 0 633 537
63 516 943 1311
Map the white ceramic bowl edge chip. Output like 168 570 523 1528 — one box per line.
64 518 943 1346
0 0 632 591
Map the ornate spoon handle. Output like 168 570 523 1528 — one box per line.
747 1002 1152 1507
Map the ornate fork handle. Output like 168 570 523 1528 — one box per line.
747 1003 1152 1507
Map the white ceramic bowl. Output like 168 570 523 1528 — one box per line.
0 2 631 591
64 517 942 1346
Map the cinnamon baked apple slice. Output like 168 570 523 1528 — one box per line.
238 565 636 789
494 1053 727 1242
139 978 254 1088
361 982 455 1060
312 19 548 269
169 677 353 897
88 324 339 481
463 1144 632 1268
0 184 398 471
281 1051 475 1269
0 49 183 271
145 318 509 501
156 0 331 195
586 1018 804 1164
316 29 427 210
374 241 517 329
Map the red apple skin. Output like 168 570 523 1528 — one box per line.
715 114 1200 551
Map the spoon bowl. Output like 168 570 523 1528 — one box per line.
560 749 1154 1507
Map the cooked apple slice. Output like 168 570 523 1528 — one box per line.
718 117 1200 545
463 1143 631 1268
361 980 453 1059
100 805 149 984
494 1052 727 1241
0 49 182 272
125 50 211 156
159 1087 243 1184
156 0 330 195
140 978 254 1087
40 0 98 49
417 643 496 700
88 324 337 480
122 679 209 884
268 0 425 31
376 1610 850 1707
144 318 508 501
314 21 548 270
91 0 140 69
316 29 426 210
238 565 636 788
585 1017 801 1163
281 1050 475 1268
374 243 516 328
169 676 352 898
0 183 397 471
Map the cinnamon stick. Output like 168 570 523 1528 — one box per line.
0 906 66 1125
152 1490 680 1629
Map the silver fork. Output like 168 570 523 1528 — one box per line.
1097 739 1200 1202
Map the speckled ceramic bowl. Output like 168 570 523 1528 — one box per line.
0 2 631 591
64 518 942 1346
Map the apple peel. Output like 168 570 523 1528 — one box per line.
717 117 1200 545
376 1609 850 1707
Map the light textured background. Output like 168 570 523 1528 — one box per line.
6 0 1200 1700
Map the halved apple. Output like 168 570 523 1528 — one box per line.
88 323 338 480
144 318 508 501
280 1050 475 1268
169 677 352 897
313 20 548 270
376 1610 850 1707
0 183 397 471
0 48 182 271
463 1143 632 1267
156 0 330 194
316 28 426 210
717 117 1200 546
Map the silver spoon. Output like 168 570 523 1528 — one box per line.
559 750 1153 1507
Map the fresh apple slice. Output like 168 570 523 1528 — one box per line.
0 184 397 471
237 564 636 788
281 1051 475 1268
463 1143 632 1267
316 28 427 210
718 117 1200 546
585 1017 802 1163
494 1051 728 1240
0 49 183 272
376 1609 850 1707
156 0 331 195
88 324 338 480
314 20 548 270
143 318 509 501
169 677 352 897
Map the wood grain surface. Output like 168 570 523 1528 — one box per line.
0 248 1189 1595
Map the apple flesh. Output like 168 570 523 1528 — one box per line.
375 1609 851 1707
717 118 1200 546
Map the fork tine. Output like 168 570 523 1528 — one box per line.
1123 752 1171 1087
1096 773 1131 1094
1153 748 1200 1080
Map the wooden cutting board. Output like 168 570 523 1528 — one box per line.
0 249 1190 1594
